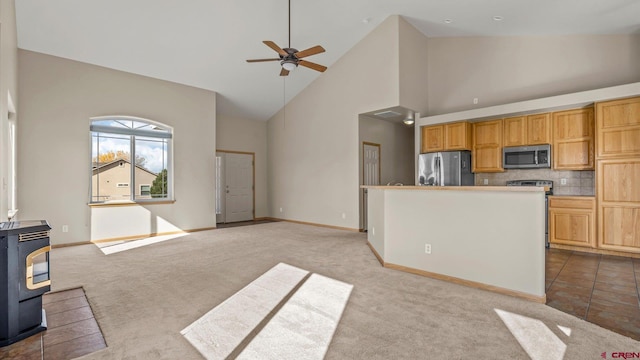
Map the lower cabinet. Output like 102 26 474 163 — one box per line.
548 196 596 248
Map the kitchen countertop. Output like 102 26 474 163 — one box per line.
361 185 548 192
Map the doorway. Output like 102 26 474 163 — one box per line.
362 142 381 231
216 151 255 224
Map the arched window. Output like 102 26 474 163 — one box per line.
90 116 172 203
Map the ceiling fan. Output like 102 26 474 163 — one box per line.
246 0 327 76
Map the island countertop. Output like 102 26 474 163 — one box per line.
361 185 549 192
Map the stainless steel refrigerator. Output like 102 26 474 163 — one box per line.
418 151 474 186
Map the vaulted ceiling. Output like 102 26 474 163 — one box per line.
15 0 640 121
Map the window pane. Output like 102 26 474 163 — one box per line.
92 132 132 202
134 136 169 200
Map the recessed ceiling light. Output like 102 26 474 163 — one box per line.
362 18 372 24
493 15 503 21
444 19 452 24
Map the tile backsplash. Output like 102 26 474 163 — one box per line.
475 169 595 196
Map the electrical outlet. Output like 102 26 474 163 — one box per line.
372 227 375 236
279 207 283 213
425 244 432 254
62 225 69 233
560 178 567 185
483 179 489 185
341 213 346 219
473 98 479 104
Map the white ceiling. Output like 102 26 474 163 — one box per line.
15 0 640 122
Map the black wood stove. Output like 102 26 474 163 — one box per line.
0 220 51 347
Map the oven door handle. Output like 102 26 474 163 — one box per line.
534 151 538 165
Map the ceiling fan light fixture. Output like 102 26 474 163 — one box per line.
281 60 297 71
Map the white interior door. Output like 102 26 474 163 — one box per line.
362 143 380 230
224 152 254 223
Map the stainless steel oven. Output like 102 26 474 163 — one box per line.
506 180 553 248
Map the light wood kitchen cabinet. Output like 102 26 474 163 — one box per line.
548 196 596 248
472 119 503 172
596 158 640 253
421 125 444 153
552 107 594 170
595 96 640 159
503 116 526 147
445 121 472 150
595 96 640 254
503 113 551 147
421 122 471 153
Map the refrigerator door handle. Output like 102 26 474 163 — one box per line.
436 154 442 186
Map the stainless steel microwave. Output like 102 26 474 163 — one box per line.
503 144 551 169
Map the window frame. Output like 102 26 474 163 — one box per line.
90 116 174 204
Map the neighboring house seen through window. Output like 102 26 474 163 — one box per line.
91 116 172 203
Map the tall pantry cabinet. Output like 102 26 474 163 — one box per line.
595 96 640 253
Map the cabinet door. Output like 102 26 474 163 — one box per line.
472 120 503 172
596 96 640 159
526 113 551 145
553 107 594 170
473 120 502 146
445 122 471 150
421 125 444 153
597 158 640 253
548 196 595 248
503 116 526 147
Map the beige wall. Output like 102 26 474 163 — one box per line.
0 0 18 221
426 34 640 115
216 115 268 218
358 115 414 229
398 16 429 115
358 116 414 185
18 50 216 245
267 15 402 229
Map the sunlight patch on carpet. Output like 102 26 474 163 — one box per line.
181 263 309 359
96 233 188 255
181 263 353 360
237 273 353 360
495 309 567 360
557 325 572 337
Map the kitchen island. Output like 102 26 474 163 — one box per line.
363 185 546 302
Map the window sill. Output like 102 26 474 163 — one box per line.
88 200 176 207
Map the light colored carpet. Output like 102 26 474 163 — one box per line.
49 222 640 359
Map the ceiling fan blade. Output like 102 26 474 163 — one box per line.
263 40 288 57
280 68 290 76
299 60 327 73
246 58 280 63
294 45 325 59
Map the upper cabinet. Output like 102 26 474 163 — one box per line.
421 125 444 153
472 119 503 173
552 107 594 170
595 96 640 159
503 113 551 147
420 122 471 153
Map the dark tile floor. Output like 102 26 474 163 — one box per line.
546 248 640 340
0 287 106 360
